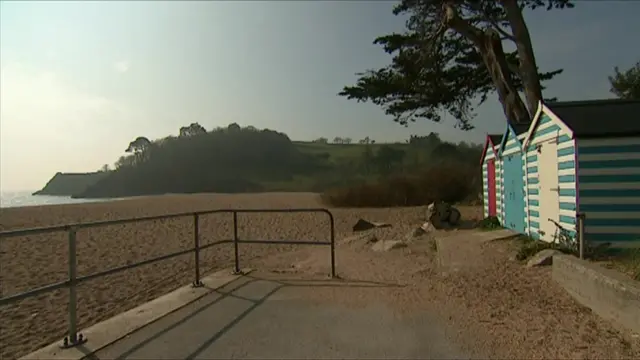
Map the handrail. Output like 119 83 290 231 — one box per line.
0 207 336 349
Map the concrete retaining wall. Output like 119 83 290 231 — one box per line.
552 254 640 334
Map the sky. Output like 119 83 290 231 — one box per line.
1 1 639 192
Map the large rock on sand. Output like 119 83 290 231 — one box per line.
526 249 561 267
352 219 392 232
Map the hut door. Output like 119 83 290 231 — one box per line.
538 139 560 242
487 159 497 216
504 154 526 233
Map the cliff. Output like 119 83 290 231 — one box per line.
33 172 110 197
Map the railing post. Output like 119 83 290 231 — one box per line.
577 212 586 260
61 227 86 348
233 211 240 274
329 213 336 278
192 214 203 287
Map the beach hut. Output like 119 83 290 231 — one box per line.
480 134 503 220
522 99 640 247
497 121 531 233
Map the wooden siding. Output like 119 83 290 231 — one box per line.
525 113 577 242
496 157 503 224
577 136 640 247
482 144 497 218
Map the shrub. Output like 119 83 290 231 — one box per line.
320 164 478 207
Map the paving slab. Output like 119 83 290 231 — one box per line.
91 275 472 359
19 268 251 360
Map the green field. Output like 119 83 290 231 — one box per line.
292 141 409 163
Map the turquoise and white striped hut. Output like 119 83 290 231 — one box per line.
522 99 640 247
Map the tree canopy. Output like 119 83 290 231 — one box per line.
69 123 481 199
609 61 640 100
339 0 572 130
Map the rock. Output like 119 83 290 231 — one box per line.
343 231 378 244
406 227 425 241
434 202 452 220
371 240 407 252
352 219 392 232
526 249 561 267
425 203 436 221
421 222 436 232
448 207 461 225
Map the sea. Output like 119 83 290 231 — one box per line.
0 190 115 208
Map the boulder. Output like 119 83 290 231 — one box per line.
526 249 561 267
448 207 461 225
352 219 392 232
371 240 407 252
405 224 435 242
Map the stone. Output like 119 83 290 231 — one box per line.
421 222 436 232
526 249 561 267
352 219 392 232
448 207 461 225
405 225 435 242
371 240 407 252
406 227 425 242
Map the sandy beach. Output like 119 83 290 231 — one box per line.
2 193 637 359
0 193 438 359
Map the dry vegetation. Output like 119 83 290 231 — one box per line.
320 164 480 207
1 194 638 359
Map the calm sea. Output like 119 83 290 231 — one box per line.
0 191 115 208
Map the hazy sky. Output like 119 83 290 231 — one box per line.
1 1 638 191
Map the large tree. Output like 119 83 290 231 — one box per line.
609 61 640 100
339 0 571 130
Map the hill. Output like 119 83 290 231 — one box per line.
36 123 482 205
33 172 109 196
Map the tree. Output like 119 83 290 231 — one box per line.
343 137 353 144
374 145 406 174
125 136 151 153
227 123 241 132
609 61 640 100
333 136 343 144
179 122 207 137
99 164 110 172
125 136 152 164
314 137 329 144
339 0 570 130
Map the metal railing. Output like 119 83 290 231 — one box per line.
0 208 336 348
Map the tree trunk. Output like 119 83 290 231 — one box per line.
479 29 531 124
443 3 531 125
501 0 543 117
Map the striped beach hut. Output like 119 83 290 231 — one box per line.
497 121 531 233
481 134 503 220
522 99 640 247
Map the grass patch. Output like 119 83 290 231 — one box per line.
514 237 573 261
477 216 502 231
602 248 640 281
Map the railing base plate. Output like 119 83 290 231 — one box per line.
60 334 87 349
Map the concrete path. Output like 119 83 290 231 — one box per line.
92 275 471 360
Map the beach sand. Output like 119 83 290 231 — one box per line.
0 193 441 359
4 194 635 360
